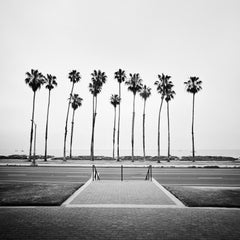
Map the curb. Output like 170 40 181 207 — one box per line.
152 178 186 207
61 177 92 206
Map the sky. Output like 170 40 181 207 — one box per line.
0 0 240 157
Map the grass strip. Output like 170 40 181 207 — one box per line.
163 185 240 208
0 182 83 206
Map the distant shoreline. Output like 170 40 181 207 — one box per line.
0 154 239 161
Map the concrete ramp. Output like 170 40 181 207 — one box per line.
64 179 185 208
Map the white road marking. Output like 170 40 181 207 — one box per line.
7 174 26 176
198 177 223 179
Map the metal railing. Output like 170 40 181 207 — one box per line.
145 165 152 181
92 165 100 181
91 165 152 181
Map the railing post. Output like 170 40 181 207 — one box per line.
150 165 152 181
121 165 123 181
92 165 94 181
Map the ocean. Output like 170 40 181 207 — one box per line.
2 148 240 158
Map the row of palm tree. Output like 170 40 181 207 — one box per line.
25 69 202 162
25 70 57 162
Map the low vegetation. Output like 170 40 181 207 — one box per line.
164 185 240 208
0 183 82 206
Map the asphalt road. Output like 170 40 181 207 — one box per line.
0 166 239 186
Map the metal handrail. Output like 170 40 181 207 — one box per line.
92 165 100 181
92 164 152 181
145 165 152 181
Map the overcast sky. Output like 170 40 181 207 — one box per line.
0 0 239 157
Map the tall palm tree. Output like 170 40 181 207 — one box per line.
89 70 107 161
110 94 120 160
114 69 126 161
140 85 151 161
165 81 175 161
184 76 202 160
69 94 83 159
63 70 81 161
154 74 171 162
25 69 45 162
125 73 143 162
44 74 57 162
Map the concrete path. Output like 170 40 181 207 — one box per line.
1 208 239 240
63 179 184 208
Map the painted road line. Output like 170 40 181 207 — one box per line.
66 175 90 177
7 174 26 176
152 178 186 207
198 177 223 179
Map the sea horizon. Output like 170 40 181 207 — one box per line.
1 148 240 158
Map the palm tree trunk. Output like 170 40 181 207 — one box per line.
157 97 164 163
63 82 74 161
112 107 116 160
90 95 95 161
131 94 136 162
91 95 97 161
29 91 36 162
70 109 75 159
192 93 195 161
167 101 170 161
44 90 51 161
143 99 146 161
117 82 121 161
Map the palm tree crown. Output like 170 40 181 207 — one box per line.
25 69 45 92
68 70 81 83
140 85 151 100
110 94 121 107
71 94 83 110
114 69 126 83
154 74 171 97
125 73 143 94
184 77 202 94
45 74 57 91
89 70 107 96
165 81 175 102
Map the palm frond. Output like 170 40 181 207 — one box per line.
140 85 151 100
71 93 83 110
110 94 121 107
25 69 45 92
184 76 202 94
125 73 143 95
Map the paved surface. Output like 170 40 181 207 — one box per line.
1 166 240 186
68 181 177 206
0 208 240 240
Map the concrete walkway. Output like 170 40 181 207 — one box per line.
63 179 184 208
1 208 240 240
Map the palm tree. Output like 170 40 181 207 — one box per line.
25 69 45 162
89 70 107 161
69 94 83 159
114 69 126 161
110 94 120 160
125 73 143 162
140 85 151 161
154 74 171 162
165 81 175 161
184 77 202 160
63 70 81 161
44 74 57 162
